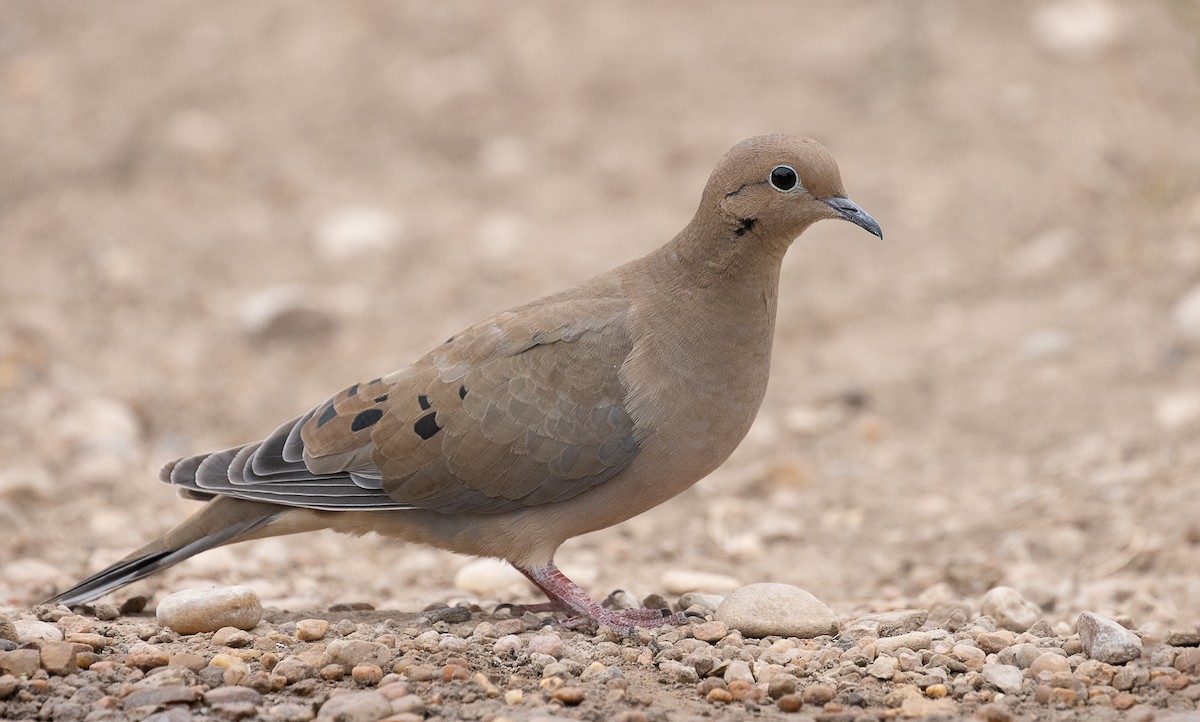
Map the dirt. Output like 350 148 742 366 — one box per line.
2 1 1199 720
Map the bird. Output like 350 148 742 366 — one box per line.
48 134 882 632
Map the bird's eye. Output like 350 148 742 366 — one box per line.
769 165 800 192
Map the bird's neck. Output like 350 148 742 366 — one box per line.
630 222 785 361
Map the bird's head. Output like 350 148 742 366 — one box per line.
703 135 882 249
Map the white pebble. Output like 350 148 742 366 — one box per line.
867 655 897 679
662 569 739 595
14 619 63 644
1175 282 1200 342
452 558 529 597
1156 391 1200 430
313 206 402 261
723 659 754 684
980 586 1042 633
982 662 1024 694
155 586 262 635
1031 0 1119 60
715 583 839 639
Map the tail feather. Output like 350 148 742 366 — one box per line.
47 497 285 607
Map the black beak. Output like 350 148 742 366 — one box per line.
823 197 883 240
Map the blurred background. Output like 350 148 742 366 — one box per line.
1 1 1198 628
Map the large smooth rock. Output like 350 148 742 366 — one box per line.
715 583 839 639
156 586 262 635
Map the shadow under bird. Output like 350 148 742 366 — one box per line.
50 134 883 632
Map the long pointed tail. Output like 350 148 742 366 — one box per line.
47 496 287 606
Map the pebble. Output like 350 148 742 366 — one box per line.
14 618 63 643
1029 651 1071 677
875 631 933 654
122 685 203 708
1173 281 1200 342
715 583 839 638
976 630 1017 653
1166 628 1200 647
724 659 754 684
315 690 392 721
1030 0 1119 60
552 686 587 705
1156 391 1200 430
296 618 330 641
981 662 1024 694
678 592 724 613
313 206 402 261
326 639 393 670
0 648 40 677
237 286 338 341
867 655 898 679
273 655 315 683
0 615 15 642
493 634 523 656
212 626 254 648
777 693 803 712
842 609 928 640
527 632 564 658
801 684 836 705
662 569 740 594
1078 612 1142 664
980 586 1042 632
453 558 529 596
691 620 728 642
351 664 383 685
126 644 171 671
156 586 263 634
204 685 263 706
39 641 78 675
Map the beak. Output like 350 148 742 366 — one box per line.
823 197 883 240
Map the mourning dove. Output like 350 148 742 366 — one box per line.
49 135 881 630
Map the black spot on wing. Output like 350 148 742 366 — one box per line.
458 385 467 400
414 412 441 440
351 408 384 432
316 404 338 428
374 394 389 403
418 394 431 410
346 383 359 397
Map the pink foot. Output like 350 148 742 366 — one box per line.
516 561 693 636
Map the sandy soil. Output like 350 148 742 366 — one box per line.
2 2 1199 719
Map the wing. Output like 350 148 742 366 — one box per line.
163 296 643 515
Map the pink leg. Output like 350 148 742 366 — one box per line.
516 560 690 635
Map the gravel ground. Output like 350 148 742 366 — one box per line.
3 1 1200 720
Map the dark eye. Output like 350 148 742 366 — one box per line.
769 165 799 192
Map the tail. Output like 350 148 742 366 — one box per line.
47 496 288 607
